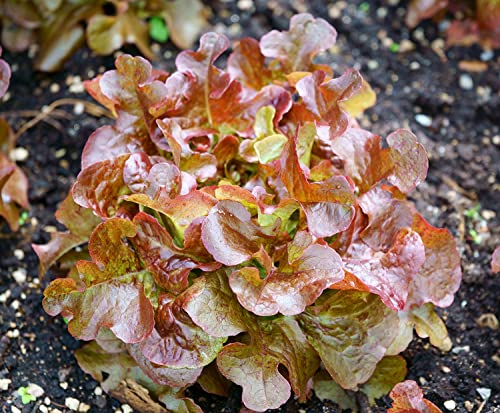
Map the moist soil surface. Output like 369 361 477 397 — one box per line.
0 1 499 412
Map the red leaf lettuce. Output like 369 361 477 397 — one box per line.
35 14 462 412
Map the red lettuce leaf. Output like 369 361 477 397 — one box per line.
295 70 363 139
406 0 449 28
139 292 225 369
358 187 461 308
0 47 11 98
75 341 136 392
183 270 249 338
492 246 500 273
72 154 130 218
43 218 154 342
127 190 217 243
230 240 344 316
0 154 29 231
386 129 428 194
132 212 219 294
81 54 168 168
341 228 426 311
217 317 319 412
201 200 277 266
227 38 272 91
298 291 399 390
389 380 442 413
407 213 461 308
33 193 102 276
260 13 337 73
280 136 355 237
330 128 392 193
128 343 202 388
123 152 181 199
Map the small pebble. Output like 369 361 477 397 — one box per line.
0 289 11 303
27 383 44 397
0 378 11 390
94 386 103 396
452 345 470 353
13 249 24 260
444 400 456 410
10 147 29 162
367 60 379 70
459 74 473 90
121 405 133 413
237 0 253 10
49 83 60 93
441 365 451 373
11 407 21 413
415 114 432 127
12 268 27 284
65 397 80 411
39 406 48 413
409 61 420 70
464 401 474 412
78 403 91 413
476 387 491 400
73 102 85 115
59 381 68 389
480 50 494 61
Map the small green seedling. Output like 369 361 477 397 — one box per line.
17 386 36 404
149 16 169 43
389 42 400 53
18 211 29 226
464 204 482 221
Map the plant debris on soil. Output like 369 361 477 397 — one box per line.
0 1 498 412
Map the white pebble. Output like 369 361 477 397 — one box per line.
480 50 494 61
69 82 85 94
0 289 11 303
59 381 68 389
121 405 133 413
27 383 44 397
0 378 11 390
10 147 29 162
7 329 19 338
476 387 491 400
444 400 456 410
49 83 60 93
39 406 48 413
415 114 432 127
78 402 91 412
452 345 470 353
14 249 24 260
73 102 85 115
11 407 21 413
65 397 80 411
459 74 473 90
367 60 379 70
12 268 27 284
237 0 253 10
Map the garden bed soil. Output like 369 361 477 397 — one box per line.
0 1 499 412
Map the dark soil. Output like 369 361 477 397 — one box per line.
0 1 499 412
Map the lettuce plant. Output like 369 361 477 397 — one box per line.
0 0 207 72
406 0 500 48
34 14 462 412
0 47 29 231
